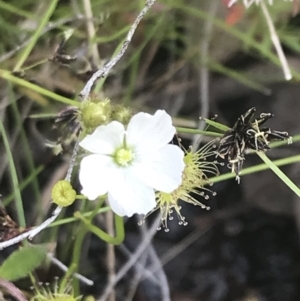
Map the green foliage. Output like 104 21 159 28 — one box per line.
0 245 47 281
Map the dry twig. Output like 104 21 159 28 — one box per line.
80 0 156 100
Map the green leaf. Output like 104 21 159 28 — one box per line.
0 245 47 281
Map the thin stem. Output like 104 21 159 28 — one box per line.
75 212 125 245
0 70 79 106
256 152 300 197
210 154 300 183
72 199 104 295
80 0 156 100
193 0 218 149
99 215 160 301
65 140 80 182
58 263 78 293
0 119 25 227
47 254 94 286
72 227 88 296
10 94 42 223
176 127 222 137
139 220 171 301
27 206 63 240
14 0 59 71
106 210 116 301
260 0 292 80
82 0 101 65
3 165 43 206
48 206 110 228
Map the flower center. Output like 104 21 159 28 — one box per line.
115 147 134 166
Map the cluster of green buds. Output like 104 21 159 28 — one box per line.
50 97 132 154
79 97 131 135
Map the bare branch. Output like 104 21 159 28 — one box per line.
139 221 170 301
47 253 94 286
98 214 160 301
80 0 156 100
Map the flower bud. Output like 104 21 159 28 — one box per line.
111 105 131 124
52 180 76 207
80 98 112 133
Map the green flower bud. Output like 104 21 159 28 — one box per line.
52 180 76 207
80 98 112 133
111 105 131 124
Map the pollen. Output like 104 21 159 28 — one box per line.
115 148 134 166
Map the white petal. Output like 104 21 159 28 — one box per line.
126 110 175 154
79 154 114 200
132 144 185 193
107 168 156 217
79 121 125 154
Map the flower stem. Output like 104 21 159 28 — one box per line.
256 152 300 197
72 227 87 296
48 206 110 228
176 127 222 137
13 0 59 71
0 118 25 227
210 154 300 183
0 69 80 106
74 211 125 245
58 262 77 294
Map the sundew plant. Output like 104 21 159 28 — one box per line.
0 0 300 300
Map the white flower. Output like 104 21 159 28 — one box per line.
79 110 185 217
